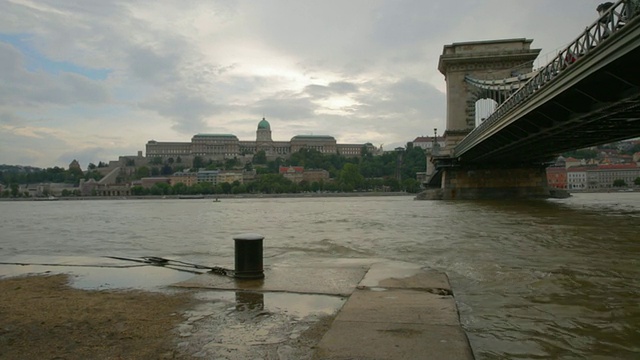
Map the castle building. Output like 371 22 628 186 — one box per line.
145 118 378 163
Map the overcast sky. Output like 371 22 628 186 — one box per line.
0 0 607 169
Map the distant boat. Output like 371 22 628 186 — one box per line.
34 196 58 201
178 195 205 199
213 198 221 202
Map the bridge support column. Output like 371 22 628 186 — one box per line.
426 165 550 200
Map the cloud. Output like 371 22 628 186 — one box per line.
0 111 23 125
125 38 190 86
0 0 609 168
0 42 110 106
250 93 317 121
56 146 132 170
137 90 222 134
304 82 360 99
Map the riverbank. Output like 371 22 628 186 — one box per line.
0 191 413 202
0 274 194 360
0 259 473 359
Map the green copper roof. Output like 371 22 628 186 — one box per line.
257 118 270 130
193 134 238 138
291 135 335 140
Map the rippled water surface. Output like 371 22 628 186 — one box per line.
1 193 639 359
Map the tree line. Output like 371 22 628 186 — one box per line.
1 144 427 197
132 145 426 195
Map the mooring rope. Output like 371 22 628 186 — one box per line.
0 256 234 277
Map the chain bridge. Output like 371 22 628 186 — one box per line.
423 0 640 199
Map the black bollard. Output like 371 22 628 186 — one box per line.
233 233 265 279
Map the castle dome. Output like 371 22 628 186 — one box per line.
257 117 270 130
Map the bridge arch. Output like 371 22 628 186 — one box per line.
438 38 540 149
474 98 497 127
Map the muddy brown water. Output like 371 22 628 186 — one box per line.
1 193 639 359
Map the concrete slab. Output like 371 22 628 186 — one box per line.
335 289 460 326
359 261 451 291
172 264 368 296
313 321 474 360
1 256 474 359
314 264 474 360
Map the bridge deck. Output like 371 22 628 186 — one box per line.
456 7 640 164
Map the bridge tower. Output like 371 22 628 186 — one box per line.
438 38 540 152
419 38 548 200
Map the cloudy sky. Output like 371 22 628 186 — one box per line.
0 0 606 168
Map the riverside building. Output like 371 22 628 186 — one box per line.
145 118 379 163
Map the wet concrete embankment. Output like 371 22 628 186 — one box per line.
1 256 474 359
173 259 475 359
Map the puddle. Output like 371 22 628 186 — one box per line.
195 290 345 318
177 290 346 359
0 255 196 292
69 266 196 291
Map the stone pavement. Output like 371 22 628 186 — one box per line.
313 262 475 359
0 256 475 359
173 259 475 359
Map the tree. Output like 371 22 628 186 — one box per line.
384 177 400 191
360 146 373 160
161 164 173 175
66 167 85 184
220 182 232 194
172 182 188 195
613 179 627 187
10 183 19 197
402 178 421 193
225 158 239 170
154 182 172 195
253 151 267 164
635 177 640 186
621 144 640 155
88 163 97 170
176 156 182 164
130 186 147 195
339 163 364 190
135 167 150 179
150 157 163 165
232 183 247 194
563 149 598 159
84 170 103 181
267 157 284 173
192 156 205 169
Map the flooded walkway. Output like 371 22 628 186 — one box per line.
173 259 474 359
0 256 474 359
313 262 474 359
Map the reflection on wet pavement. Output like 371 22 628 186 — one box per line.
177 290 345 359
0 255 197 292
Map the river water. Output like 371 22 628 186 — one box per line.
0 193 638 359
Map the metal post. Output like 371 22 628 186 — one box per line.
233 233 265 279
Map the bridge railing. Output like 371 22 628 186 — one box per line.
465 72 537 92
455 0 639 158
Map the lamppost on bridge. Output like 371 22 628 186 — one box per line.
432 128 440 156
